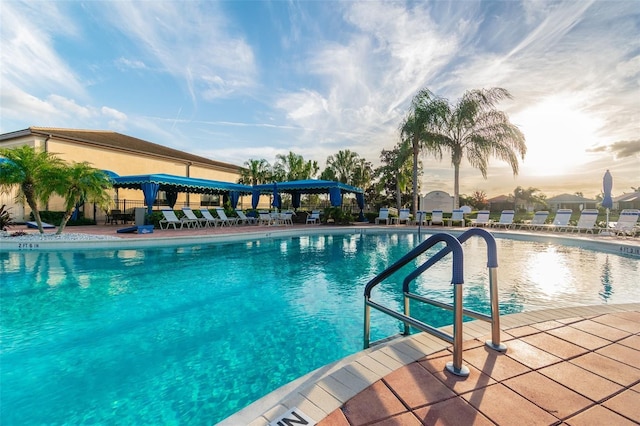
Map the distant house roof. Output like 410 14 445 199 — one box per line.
487 194 513 203
614 192 640 202
0 127 241 173
547 193 596 203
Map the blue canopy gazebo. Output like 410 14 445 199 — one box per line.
253 179 365 220
112 173 253 214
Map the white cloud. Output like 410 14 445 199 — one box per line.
0 1 86 98
100 2 257 102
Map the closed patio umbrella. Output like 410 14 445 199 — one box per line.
602 170 613 234
272 182 281 209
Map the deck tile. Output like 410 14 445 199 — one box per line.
520 331 589 359
341 380 406 425
568 319 630 341
538 361 622 402
502 371 593 419
502 338 562 369
412 397 494 426
317 408 350 426
564 404 637 425
569 352 640 386
617 334 640 351
591 314 640 333
422 355 496 394
547 325 611 350
595 342 640 367
369 411 422 425
382 362 455 409
461 345 531 381
602 389 640 422
462 383 558 425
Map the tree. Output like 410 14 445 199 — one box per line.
0 145 64 233
378 141 413 211
410 87 527 208
465 190 488 210
512 186 546 212
324 150 359 184
273 152 319 181
400 89 448 218
239 159 271 185
47 162 113 234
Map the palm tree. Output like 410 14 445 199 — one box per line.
400 89 448 218
0 145 64 233
239 159 271 185
47 162 113 234
274 152 319 181
408 87 527 208
324 150 359 184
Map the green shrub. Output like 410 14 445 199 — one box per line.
0 204 16 231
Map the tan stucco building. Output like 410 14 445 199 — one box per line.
0 127 245 222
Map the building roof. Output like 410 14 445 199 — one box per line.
547 193 596 203
614 191 640 202
487 194 513 203
0 127 241 173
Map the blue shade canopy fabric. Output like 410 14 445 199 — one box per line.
165 189 178 208
251 189 260 209
272 182 281 209
253 179 364 196
229 191 240 209
141 182 160 214
113 174 253 195
329 186 342 207
602 170 613 209
292 192 301 209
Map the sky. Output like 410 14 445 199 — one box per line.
1 0 638 199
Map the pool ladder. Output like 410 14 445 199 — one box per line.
363 228 507 377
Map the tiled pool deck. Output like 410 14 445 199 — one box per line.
3 223 639 425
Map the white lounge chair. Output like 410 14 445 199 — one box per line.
306 210 320 224
562 209 598 233
215 207 238 227
444 209 465 227
519 211 549 231
394 208 412 225
258 211 276 226
430 210 444 226
470 210 490 227
375 208 390 225
198 209 221 227
539 209 573 232
235 209 257 225
159 209 189 230
181 207 205 228
611 209 639 237
490 210 515 229
279 211 293 226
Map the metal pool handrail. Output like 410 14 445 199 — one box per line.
363 229 505 377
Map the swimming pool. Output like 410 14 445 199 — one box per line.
1 231 639 424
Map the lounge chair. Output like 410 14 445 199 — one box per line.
539 209 573 232
306 210 320 224
430 210 444 226
444 209 465 227
562 209 598 233
198 209 221 227
375 208 390 225
470 210 490 227
518 211 549 231
235 209 257 225
611 209 639 237
258 211 276 226
490 210 515 229
159 209 190 230
279 211 293 226
414 211 428 226
214 207 238 227
181 207 206 228
393 208 412 225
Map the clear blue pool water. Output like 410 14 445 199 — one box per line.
1 232 639 424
